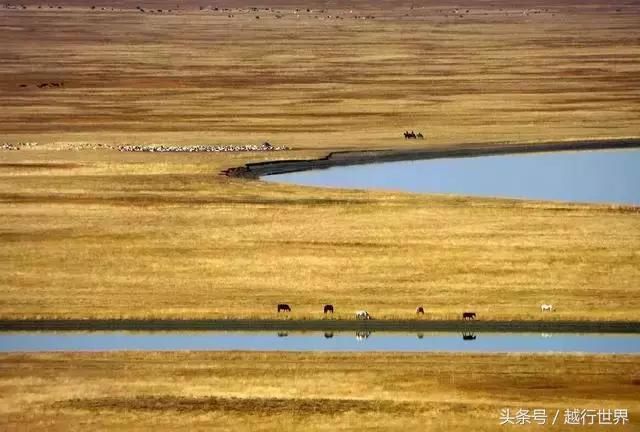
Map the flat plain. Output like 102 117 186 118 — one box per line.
1 352 639 431
1 0 640 321
1 2 639 430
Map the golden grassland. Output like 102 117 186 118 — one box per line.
1 1 639 149
1 1 640 321
0 351 638 431
1 148 639 321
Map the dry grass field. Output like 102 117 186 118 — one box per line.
1 3 639 431
1 352 638 431
1 0 640 321
1 148 639 321
1 0 639 148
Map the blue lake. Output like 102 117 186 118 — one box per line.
1 332 639 354
267 149 640 205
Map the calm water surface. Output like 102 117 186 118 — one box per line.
267 149 640 205
1 332 639 354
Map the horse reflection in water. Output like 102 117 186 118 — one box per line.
462 331 477 341
356 331 372 341
324 332 334 339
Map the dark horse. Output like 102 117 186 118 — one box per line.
404 131 417 139
277 303 291 313
462 312 476 320
323 304 334 314
416 306 425 315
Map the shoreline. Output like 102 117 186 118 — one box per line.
1 319 639 333
222 138 640 179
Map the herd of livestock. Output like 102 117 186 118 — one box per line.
1 142 37 151
117 142 289 153
276 303 556 319
0 142 289 153
17 82 64 89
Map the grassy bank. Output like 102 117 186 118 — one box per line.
2 318 640 332
1 351 638 430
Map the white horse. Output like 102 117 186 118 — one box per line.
355 310 371 320
540 304 553 312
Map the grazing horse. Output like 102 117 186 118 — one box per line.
323 304 334 314
416 132 424 139
277 303 291 313
277 331 288 337
462 312 476 320
540 304 553 312
324 332 334 339
355 310 371 320
416 306 425 315
404 131 417 139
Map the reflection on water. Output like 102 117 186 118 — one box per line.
267 149 640 205
1 331 639 353
355 331 372 341
462 332 477 341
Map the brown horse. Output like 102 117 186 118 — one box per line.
324 304 334 314
462 312 476 320
277 303 291 313
416 306 425 315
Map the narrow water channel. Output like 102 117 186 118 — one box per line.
1 332 639 353
266 149 640 205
